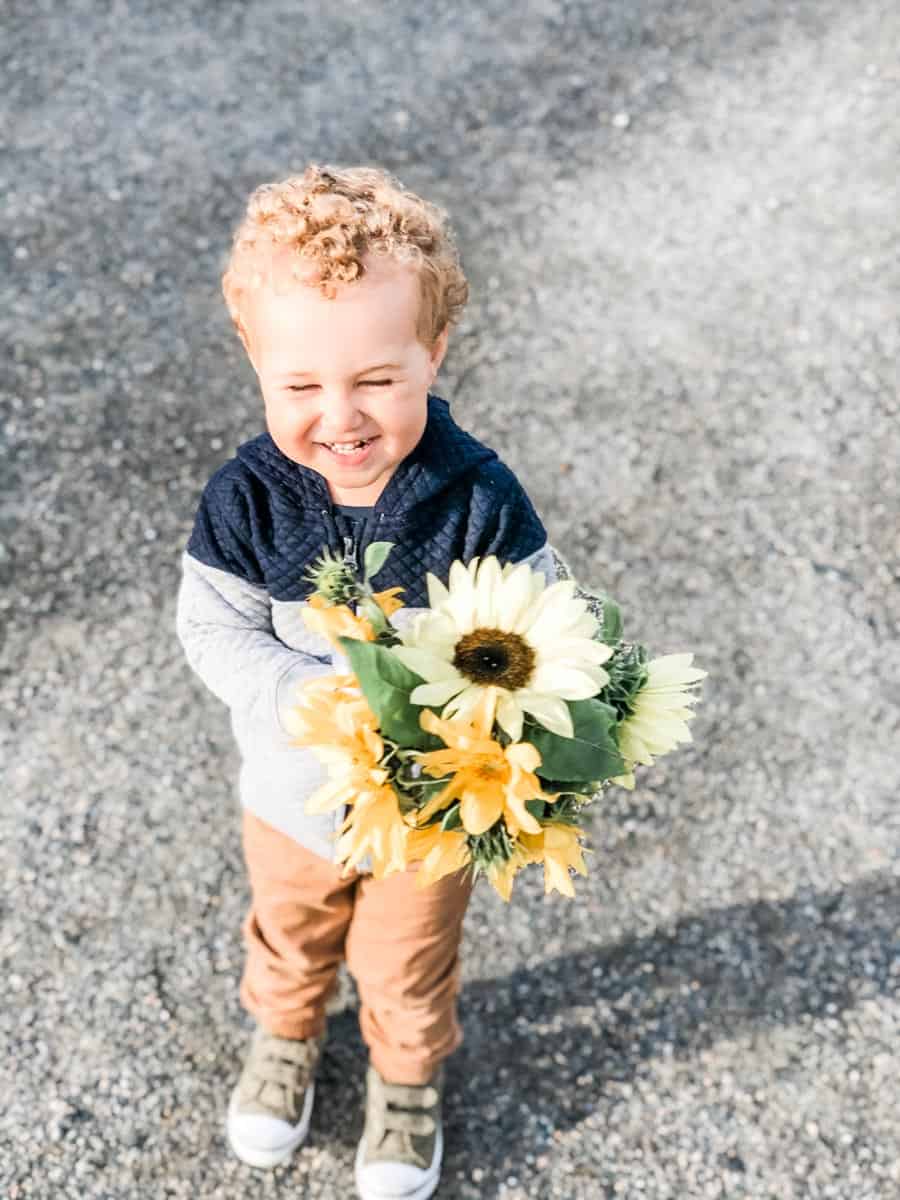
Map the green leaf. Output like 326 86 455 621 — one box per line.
539 779 600 797
440 804 463 831
363 541 394 583
601 598 622 643
338 637 443 752
357 596 389 636
527 698 626 783
525 798 546 821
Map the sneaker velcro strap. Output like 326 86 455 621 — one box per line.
381 1083 439 1109
267 1038 318 1067
382 1109 436 1136
250 1059 307 1088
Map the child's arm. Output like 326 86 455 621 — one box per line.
176 553 335 736
175 470 334 736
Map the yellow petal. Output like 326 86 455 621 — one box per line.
485 856 522 902
502 789 542 837
460 787 503 835
372 586 405 617
405 824 444 861
301 595 375 650
504 741 542 773
413 778 463 824
305 778 354 814
409 827 470 888
544 824 588 874
418 706 500 757
543 855 576 897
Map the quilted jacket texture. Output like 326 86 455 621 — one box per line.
176 393 559 859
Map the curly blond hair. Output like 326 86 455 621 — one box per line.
222 164 469 348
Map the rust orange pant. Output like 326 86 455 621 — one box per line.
239 811 474 1086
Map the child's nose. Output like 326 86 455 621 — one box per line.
318 386 366 435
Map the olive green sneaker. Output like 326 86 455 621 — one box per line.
226 1026 324 1169
354 1064 444 1200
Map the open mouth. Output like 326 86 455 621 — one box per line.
321 436 376 453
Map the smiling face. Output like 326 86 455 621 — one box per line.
240 254 448 505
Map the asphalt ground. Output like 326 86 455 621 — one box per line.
1 2 898 1197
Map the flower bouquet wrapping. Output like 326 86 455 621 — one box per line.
284 543 706 901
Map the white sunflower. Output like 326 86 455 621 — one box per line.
612 653 707 789
391 556 613 740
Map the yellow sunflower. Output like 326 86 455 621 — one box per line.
287 682 387 814
392 556 612 740
613 653 707 789
412 687 557 836
288 676 408 877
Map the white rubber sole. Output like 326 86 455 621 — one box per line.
354 1125 443 1200
226 1081 315 1169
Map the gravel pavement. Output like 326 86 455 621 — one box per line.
2 2 898 1197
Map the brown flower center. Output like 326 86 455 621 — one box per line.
452 628 535 690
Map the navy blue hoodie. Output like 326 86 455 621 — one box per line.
187 394 547 606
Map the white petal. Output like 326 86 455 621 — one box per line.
401 611 458 655
444 561 478 633
443 683 487 722
534 637 613 666
568 611 601 640
448 560 471 591
529 663 607 699
473 556 503 628
523 579 574 630
499 562 540 633
496 692 524 741
392 647 461 682
639 694 698 718
629 712 694 750
525 586 597 648
410 677 468 706
617 726 655 766
517 691 573 738
647 654 708 687
425 571 450 610
611 771 636 791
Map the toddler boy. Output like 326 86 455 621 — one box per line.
176 164 556 1199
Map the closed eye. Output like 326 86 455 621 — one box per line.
286 380 392 391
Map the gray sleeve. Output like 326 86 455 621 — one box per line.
547 543 613 627
517 541 558 584
175 551 335 735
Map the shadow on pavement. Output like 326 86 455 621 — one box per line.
315 869 896 1188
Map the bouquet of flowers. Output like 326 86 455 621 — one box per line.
284 543 706 901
